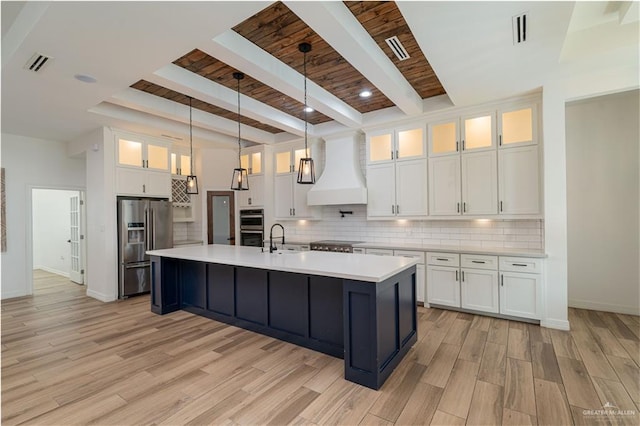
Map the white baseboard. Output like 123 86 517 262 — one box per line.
569 298 640 316
1 290 30 300
34 266 69 278
541 318 571 330
86 289 117 303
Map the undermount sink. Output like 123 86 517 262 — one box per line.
262 249 298 255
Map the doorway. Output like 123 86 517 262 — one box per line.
31 188 86 291
207 191 236 245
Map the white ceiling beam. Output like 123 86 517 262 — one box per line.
108 88 276 145
148 63 309 138
88 102 241 148
285 1 424 117
203 30 363 128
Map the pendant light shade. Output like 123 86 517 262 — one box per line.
297 42 315 185
231 72 249 191
186 96 199 194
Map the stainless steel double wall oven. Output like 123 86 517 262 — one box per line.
239 209 264 247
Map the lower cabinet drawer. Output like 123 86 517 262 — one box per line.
461 254 498 270
427 252 460 267
499 257 542 273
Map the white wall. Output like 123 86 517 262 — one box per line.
566 89 640 315
1 134 85 299
32 189 79 276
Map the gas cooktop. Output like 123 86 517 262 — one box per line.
309 240 365 253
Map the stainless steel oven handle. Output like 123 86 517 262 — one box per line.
240 230 264 234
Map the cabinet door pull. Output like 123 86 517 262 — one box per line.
463 202 467 213
390 150 394 160
462 139 465 150
512 263 528 267
499 135 502 146
396 150 399 159
248 197 252 205
456 141 459 152
500 201 503 212
142 184 146 193
436 258 449 261
293 208 296 216
461 270 465 282
289 208 292 216
455 270 458 281
501 274 504 286
396 204 399 214
471 260 486 264
457 202 460 213
392 205 395 214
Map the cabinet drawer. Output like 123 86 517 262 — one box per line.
394 250 425 264
499 257 542 274
427 252 460 267
352 248 365 254
365 248 394 256
461 254 498 270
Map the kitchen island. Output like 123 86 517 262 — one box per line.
147 244 417 390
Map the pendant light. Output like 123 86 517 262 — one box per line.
297 42 315 185
186 96 198 194
231 72 249 191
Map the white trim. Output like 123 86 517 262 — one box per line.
86 288 117 303
33 266 69 278
569 299 640 316
540 318 571 331
1 290 29 299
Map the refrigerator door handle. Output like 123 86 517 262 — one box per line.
150 208 155 250
145 208 151 252
124 262 151 269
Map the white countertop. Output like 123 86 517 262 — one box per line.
353 242 546 258
147 244 417 283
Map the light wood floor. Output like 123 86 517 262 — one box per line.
2 270 639 425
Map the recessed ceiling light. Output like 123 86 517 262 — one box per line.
359 90 372 98
304 106 314 113
74 74 97 83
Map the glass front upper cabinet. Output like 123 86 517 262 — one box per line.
397 127 425 160
118 139 143 167
429 120 459 156
368 132 393 163
275 151 291 174
461 112 495 152
368 126 425 164
499 106 536 147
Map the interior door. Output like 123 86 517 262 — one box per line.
207 191 236 245
69 194 84 284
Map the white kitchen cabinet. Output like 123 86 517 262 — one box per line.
461 111 496 152
499 256 543 319
499 145 540 215
238 174 265 208
367 124 426 165
427 265 460 308
428 119 459 157
240 150 263 175
498 104 537 148
117 134 170 172
116 168 170 198
461 269 499 314
367 159 427 218
170 147 191 176
273 144 320 220
428 147 497 216
365 248 394 256
461 150 498 215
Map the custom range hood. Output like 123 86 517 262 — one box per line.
307 132 367 206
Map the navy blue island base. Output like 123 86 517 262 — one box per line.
149 255 417 390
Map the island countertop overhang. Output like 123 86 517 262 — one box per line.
147 244 417 283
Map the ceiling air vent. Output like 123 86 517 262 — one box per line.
24 53 52 73
512 12 528 44
385 36 410 61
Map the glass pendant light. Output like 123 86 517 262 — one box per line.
297 42 315 185
186 96 198 194
231 72 249 191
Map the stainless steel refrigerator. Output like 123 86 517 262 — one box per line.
117 197 173 298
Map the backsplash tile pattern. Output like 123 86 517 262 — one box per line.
285 205 544 249
173 221 202 243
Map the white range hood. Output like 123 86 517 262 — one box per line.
307 132 367 206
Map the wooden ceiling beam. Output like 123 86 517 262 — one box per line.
285 1 424 116
204 29 363 128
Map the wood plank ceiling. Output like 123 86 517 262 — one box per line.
130 1 446 136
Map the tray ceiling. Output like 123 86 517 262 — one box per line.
128 1 447 140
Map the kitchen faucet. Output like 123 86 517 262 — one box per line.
269 223 284 253
269 223 285 253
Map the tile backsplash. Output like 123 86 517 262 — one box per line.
173 221 202 243
284 205 543 249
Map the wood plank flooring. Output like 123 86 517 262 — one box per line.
2 270 639 425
